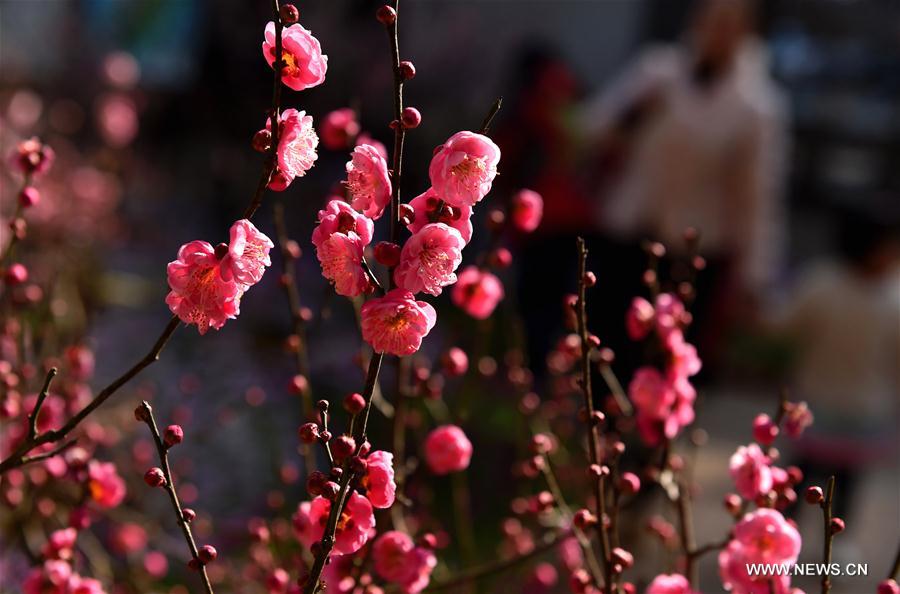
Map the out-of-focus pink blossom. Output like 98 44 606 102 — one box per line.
87 461 126 508
407 187 473 244
718 509 801 594
96 94 138 147
361 289 437 356
312 199 374 249
64 345 95 381
372 531 437 594
267 109 319 191
263 22 327 91
424 425 472 475
67 575 108 594
166 240 243 334
625 297 655 341
646 573 698 594
300 493 375 555
510 189 543 233
428 131 500 207
9 137 54 177
346 144 392 219
451 266 504 320
784 402 813 438
43 528 77 560
394 223 464 296
317 232 370 297
220 219 274 286
363 450 396 509
110 522 147 555
655 293 686 339
630 367 696 446
320 108 360 150
665 330 702 380
729 444 773 501
143 551 168 577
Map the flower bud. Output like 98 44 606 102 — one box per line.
374 241 401 267
144 467 166 488
804 486 824 505
331 434 356 462
188 558 202 571
343 392 366 415
279 3 299 24
877 579 900 594
583 271 597 287
252 129 272 152
399 60 416 80
288 374 308 395
306 470 327 496
376 5 397 25
164 424 184 448
752 413 779 446
316 399 330 412
401 107 421 129
322 481 340 500
417 533 437 548
573 508 596 529
398 203 415 226
530 433 554 455
4 263 28 286
724 493 742 515
611 547 634 569
488 247 513 269
18 187 40 208
134 404 152 423
198 545 217 564
182 508 196 523
618 472 641 495
298 422 319 444
349 456 368 474
830 517 845 534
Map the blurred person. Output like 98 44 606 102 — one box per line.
581 0 789 377
773 201 900 520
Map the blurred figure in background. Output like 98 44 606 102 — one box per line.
774 200 900 520
581 0 789 377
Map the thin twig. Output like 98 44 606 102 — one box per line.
675 480 698 586
821 476 836 594
137 401 214 594
423 531 565 592
479 97 502 135
27 367 58 441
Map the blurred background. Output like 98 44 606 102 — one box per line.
1 1 898 593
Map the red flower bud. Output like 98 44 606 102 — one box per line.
144 467 166 488
401 107 421 129
198 545 217 564
331 435 356 462
376 5 397 25
4 263 28 286
288 374 308 395
583 271 597 287
374 241 401 267
399 60 416 80
252 129 272 152
279 3 299 25
343 392 366 415
830 517 845 534
164 424 184 447
619 472 641 495
805 486 824 505
182 508 196 523
298 422 319 444
18 187 40 208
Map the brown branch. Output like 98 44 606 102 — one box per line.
821 476 836 594
27 367 58 441
423 531 565 592
386 0 405 271
137 401 214 594
479 97 502 135
575 237 614 592
676 480 698 585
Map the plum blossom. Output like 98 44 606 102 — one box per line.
43 528 77 560
262 22 327 91
666 330 702 380
784 401 813 438
166 240 243 334
510 189 543 232
220 219 274 285
451 266 504 319
626 297 655 341
87 461 126 508
267 109 319 191
394 223 465 296
320 108 360 150
317 232 371 297
9 137 55 177
424 425 472 475
428 131 500 207
363 450 396 509
373 531 437 594
646 574 699 594
718 508 801 594
407 187 473 244
360 289 437 356
312 199 374 248
346 144 392 219
295 492 375 555
655 293 686 340
630 367 696 446
729 444 773 500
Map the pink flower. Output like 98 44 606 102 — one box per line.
394 223 465 296
312 199 374 248
784 402 813 438
64 345 95 381
220 219 274 286
166 240 244 334
363 450 396 509
625 297 655 341
263 22 327 91
67 575 108 594
407 187 473 244
719 509 801 594
451 266 504 320
267 109 319 191
373 531 437 594
655 293 686 340
665 330 702 379
629 367 671 419
630 367 696 446
9 137 55 177
510 189 543 233
320 108 360 150
87 461 126 508
292 501 316 546
346 144 392 219
729 444 773 501
301 493 375 555
110 523 148 555
429 131 500 207
424 425 472 475
23 560 72 594
43 528 77 559
360 289 437 356
356 133 388 160
646 574 698 594
317 232 370 297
